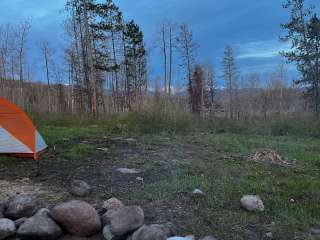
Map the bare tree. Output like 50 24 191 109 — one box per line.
222 45 239 119
40 40 53 111
176 23 198 104
15 21 31 107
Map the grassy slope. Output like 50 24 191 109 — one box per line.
3 113 320 239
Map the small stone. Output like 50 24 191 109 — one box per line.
266 232 273 238
0 218 16 240
97 148 109 152
310 228 320 236
4 193 39 219
102 225 114 240
240 195 264 212
116 168 140 174
136 177 144 182
70 180 92 197
191 189 205 197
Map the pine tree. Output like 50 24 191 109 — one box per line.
122 20 147 109
189 65 204 115
281 0 320 113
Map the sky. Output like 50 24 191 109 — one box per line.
0 0 319 87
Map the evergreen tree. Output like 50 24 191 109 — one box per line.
123 20 147 108
281 0 320 113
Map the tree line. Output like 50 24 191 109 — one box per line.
0 0 318 119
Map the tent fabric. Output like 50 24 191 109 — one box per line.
0 97 47 160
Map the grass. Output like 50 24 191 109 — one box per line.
126 132 320 239
2 112 320 239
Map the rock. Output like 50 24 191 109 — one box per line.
4 194 39 219
265 232 273 239
51 200 101 237
191 189 205 197
132 225 166 240
136 177 144 182
35 208 50 217
109 206 144 236
185 235 195 240
0 218 16 240
17 215 62 240
102 225 114 240
97 147 109 152
71 180 92 197
102 198 124 212
116 168 140 174
240 195 264 212
14 217 27 228
310 228 320 236
200 236 218 240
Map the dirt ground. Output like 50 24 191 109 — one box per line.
0 135 206 235
1 130 319 240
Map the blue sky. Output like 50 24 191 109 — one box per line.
0 0 318 87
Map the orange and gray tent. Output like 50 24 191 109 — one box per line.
0 97 47 160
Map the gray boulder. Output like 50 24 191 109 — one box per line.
109 206 144 236
17 215 62 240
132 225 166 240
240 195 264 212
70 180 92 197
4 194 39 219
0 218 16 240
51 200 101 237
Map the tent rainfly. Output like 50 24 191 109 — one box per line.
0 97 47 160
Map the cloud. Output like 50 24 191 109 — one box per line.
235 40 291 59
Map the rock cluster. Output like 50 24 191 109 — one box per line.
0 193 218 240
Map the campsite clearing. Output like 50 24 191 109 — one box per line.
0 124 319 240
